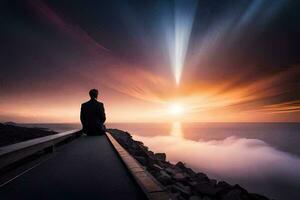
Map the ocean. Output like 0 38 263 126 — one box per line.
22 122 300 200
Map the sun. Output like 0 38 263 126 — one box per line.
169 103 184 115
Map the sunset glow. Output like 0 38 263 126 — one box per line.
168 103 184 115
0 1 299 123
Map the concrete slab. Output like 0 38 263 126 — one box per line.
0 135 147 200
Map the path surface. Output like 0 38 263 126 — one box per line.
0 135 147 199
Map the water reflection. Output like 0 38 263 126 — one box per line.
170 121 183 138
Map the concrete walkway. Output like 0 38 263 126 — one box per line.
0 135 147 199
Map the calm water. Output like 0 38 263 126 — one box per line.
23 122 300 200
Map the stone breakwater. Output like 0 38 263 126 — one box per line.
107 129 271 200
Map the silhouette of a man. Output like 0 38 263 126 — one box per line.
80 89 106 135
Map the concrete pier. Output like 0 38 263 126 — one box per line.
0 135 147 199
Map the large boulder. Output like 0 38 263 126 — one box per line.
185 167 196 177
248 193 270 200
155 153 166 161
157 170 173 185
134 156 147 166
221 189 242 200
165 167 177 175
151 164 163 171
173 172 187 181
195 173 209 183
175 161 186 169
193 182 219 196
216 181 233 195
171 182 192 196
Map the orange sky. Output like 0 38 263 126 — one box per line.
1 64 300 123
1 0 300 123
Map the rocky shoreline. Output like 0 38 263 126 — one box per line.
107 129 271 200
0 123 57 147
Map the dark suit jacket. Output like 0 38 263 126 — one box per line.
80 99 106 135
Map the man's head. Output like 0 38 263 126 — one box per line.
89 89 98 99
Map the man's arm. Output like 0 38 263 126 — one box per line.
80 104 85 125
100 103 106 123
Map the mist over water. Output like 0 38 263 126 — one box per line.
132 122 300 200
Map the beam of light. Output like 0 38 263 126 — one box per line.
231 0 287 41
170 0 198 85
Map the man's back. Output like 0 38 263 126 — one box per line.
80 99 106 135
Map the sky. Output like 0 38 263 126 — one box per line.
0 0 300 123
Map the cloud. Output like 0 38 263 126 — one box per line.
133 134 300 199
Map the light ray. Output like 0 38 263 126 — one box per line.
170 0 198 85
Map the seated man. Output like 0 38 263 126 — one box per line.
80 89 106 135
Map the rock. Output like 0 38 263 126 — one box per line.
156 160 166 168
217 181 231 188
193 182 219 196
157 170 173 185
232 184 248 194
189 195 202 200
195 173 209 182
170 192 181 200
187 180 198 186
175 161 186 169
221 189 242 200
146 156 157 167
216 181 233 194
248 193 270 200
152 164 163 171
172 183 191 196
139 145 149 152
173 172 187 181
209 179 217 187
155 153 166 161
216 181 233 193
146 150 155 157
158 173 173 185
134 140 144 146
185 167 196 177
161 161 173 168
165 167 177 175
160 169 170 176
134 156 147 165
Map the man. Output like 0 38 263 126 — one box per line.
80 89 106 135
